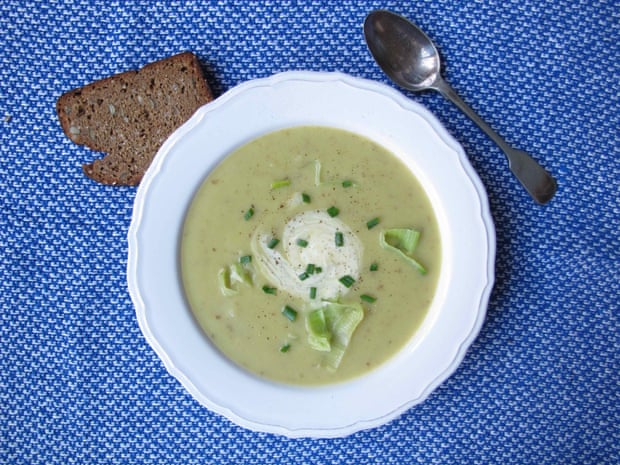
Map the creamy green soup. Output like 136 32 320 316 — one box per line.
181 126 441 385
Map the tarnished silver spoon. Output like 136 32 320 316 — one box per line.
364 10 557 204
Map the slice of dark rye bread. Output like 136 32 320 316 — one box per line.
56 52 214 185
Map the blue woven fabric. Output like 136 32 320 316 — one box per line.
1 0 617 463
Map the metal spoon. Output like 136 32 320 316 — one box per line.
364 10 557 204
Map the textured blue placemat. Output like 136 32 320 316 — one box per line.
1 1 618 464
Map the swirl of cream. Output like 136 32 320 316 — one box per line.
251 210 363 301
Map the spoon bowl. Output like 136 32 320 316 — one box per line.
364 10 440 91
364 10 557 204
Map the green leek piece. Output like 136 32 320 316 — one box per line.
305 302 364 370
280 343 291 353
380 228 427 275
323 302 364 370
302 192 311 203
218 259 253 297
229 262 253 286
314 160 322 186
217 268 238 296
342 180 353 188
244 207 254 221
382 228 419 253
306 307 331 351
271 178 291 189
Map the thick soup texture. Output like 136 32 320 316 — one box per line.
181 126 441 385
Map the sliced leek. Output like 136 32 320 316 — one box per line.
306 307 331 351
379 228 427 275
218 261 253 296
229 262 253 286
305 301 364 370
271 178 291 189
217 267 238 296
314 159 322 186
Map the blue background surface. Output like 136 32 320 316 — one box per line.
1 1 618 463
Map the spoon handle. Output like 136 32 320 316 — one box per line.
432 78 557 204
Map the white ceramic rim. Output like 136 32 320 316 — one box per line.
127 71 495 438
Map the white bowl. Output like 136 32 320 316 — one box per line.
127 71 495 438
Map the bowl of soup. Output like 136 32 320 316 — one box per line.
127 71 495 437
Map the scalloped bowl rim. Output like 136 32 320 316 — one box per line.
127 71 495 438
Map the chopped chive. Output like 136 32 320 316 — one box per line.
271 178 291 189
280 343 291 353
327 206 340 217
360 294 377 303
267 238 280 249
298 272 310 281
370 262 379 271
244 207 254 221
302 193 311 203
296 238 309 247
335 231 344 247
315 266 323 273
262 285 277 295
309 287 317 299
366 217 380 229
239 255 252 264
305 263 316 275
339 275 356 288
282 305 298 321
342 180 353 188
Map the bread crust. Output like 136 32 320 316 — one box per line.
56 52 213 185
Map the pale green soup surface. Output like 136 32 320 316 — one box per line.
181 126 441 385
